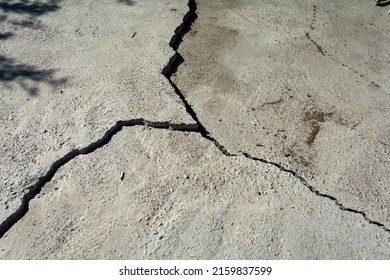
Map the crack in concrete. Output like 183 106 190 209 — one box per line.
162 0 390 234
306 5 380 88
161 0 235 157
240 153 390 233
0 119 199 238
1 0 388 241
309 4 316 30
305 32 325 56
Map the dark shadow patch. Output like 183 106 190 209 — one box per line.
0 32 13 40
117 0 136 6
0 0 61 31
0 0 61 16
0 1 66 95
0 55 68 96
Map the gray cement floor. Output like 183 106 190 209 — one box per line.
0 0 389 259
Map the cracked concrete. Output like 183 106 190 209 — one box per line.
1 128 390 259
0 0 193 222
174 0 390 229
1 0 390 259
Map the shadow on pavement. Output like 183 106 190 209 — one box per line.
0 55 68 96
117 0 136 6
0 1 68 96
0 32 13 40
0 0 60 16
0 0 61 29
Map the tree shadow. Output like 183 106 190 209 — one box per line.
0 55 67 96
9 17 43 29
117 0 136 6
0 1 67 96
0 0 61 30
0 32 13 40
0 0 61 16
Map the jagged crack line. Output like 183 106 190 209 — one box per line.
162 1 214 143
240 152 390 233
162 0 235 157
161 1 390 233
0 119 199 238
168 0 198 51
306 30 380 87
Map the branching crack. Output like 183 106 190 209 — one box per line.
162 0 390 234
1 0 388 240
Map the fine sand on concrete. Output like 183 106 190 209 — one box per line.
0 0 389 259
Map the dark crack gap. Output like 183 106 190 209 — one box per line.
163 0 390 234
168 0 198 51
2 0 388 240
240 152 390 233
0 119 199 238
161 0 235 156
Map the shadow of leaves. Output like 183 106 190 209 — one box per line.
0 55 67 96
0 32 13 40
0 0 61 16
117 0 136 6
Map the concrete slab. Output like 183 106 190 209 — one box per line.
1 0 389 259
0 0 192 222
174 0 390 228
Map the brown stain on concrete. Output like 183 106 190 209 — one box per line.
303 108 334 146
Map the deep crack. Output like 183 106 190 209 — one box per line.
1 0 388 240
161 0 235 156
0 119 199 238
163 0 390 234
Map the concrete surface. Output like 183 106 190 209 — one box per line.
174 0 390 227
0 0 192 221
0 0 389 259
1 129 390 259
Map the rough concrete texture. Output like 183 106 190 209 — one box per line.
174 0 390 227
1 0 390 259
1 129 390 259
0 0 192 221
